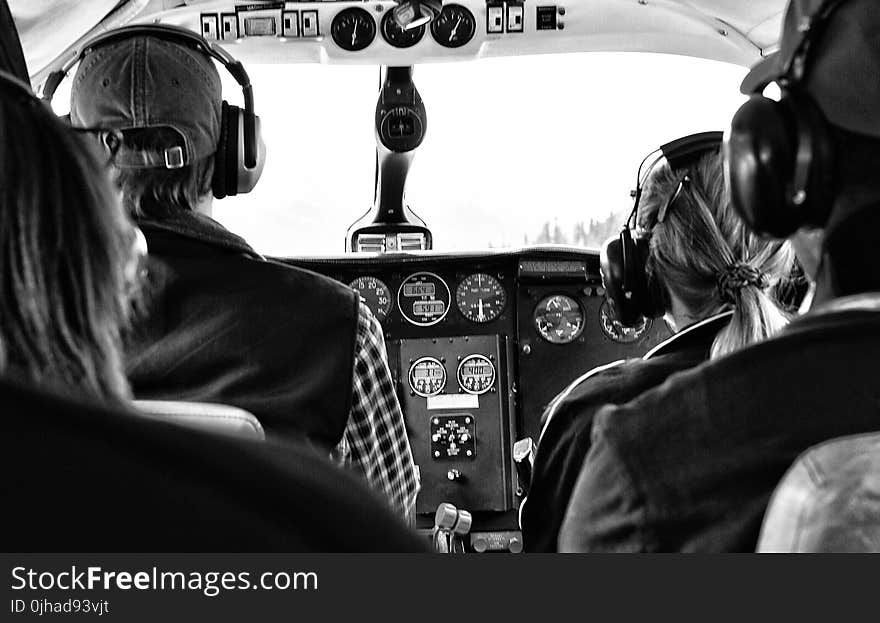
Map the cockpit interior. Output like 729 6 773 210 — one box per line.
5 0 880 556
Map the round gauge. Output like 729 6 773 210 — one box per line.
430 4 476 48
456 273 506 323
534 294 585 344
409 356 447 397
348 276 392 322
397 272 451 326
331 7 377 52
599 299 652 344
457 354 496 395
381 11 426 48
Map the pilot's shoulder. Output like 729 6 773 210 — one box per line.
549 350 699 428
259 258 359 303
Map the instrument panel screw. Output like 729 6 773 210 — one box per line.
558 7 566 15
522 344 532 355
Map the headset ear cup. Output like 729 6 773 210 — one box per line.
726 95 800 237
235 111 265 195
601 230 658 327
223 104 241 197
788 91 835 229
212 104 264 198
212 101 231 200
600 235 630 323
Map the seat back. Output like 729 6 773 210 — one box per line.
757 433 880 552
1 376 427 552
134 399 265 441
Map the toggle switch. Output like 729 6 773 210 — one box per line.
487 3 505 33
507 3 524 32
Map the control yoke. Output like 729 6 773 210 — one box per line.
346 66 432 253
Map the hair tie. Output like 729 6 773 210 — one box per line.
716 263 767 304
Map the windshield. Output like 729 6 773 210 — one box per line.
61 52 747 256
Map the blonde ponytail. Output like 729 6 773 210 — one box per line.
639 152 795 360
710 263 790 359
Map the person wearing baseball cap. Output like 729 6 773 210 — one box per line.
558 0 880 552
68 26 419 523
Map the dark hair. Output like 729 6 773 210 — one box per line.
112 128 214 219
0 87 135 401
638 151 795 359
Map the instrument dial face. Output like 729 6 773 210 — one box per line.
534 295 585 344
457 354 496 395
409 357 447 397
348 276 392 322
398 272 451 326
599 299 652 344
331 7 377 52
430 4 476 48
381 11 426 48
456 273 506 323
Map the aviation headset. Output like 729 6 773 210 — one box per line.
41 23 265 200
600 131 723 327
725 0 847 238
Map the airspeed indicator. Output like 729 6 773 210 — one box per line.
349 276 392 322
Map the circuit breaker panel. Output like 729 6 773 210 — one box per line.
398 335 514 515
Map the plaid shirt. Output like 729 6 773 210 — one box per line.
334 303 420 523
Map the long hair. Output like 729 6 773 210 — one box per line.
0 86 135 401
638 152 795 359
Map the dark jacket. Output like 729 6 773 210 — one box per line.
127 212 359 449
559 296 880 552
521 312 732 552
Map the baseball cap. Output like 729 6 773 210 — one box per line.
69 34 221 169
740 0 880 139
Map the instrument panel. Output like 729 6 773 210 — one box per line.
280 248 670 551
351 270 514 329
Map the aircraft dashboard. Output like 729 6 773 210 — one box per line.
281 245 670 551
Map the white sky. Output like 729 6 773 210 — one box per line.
216 52 749 255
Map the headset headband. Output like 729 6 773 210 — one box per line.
40 24 258 168
627 131 723 228
779 0 848 85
